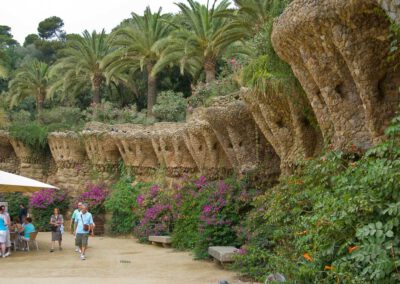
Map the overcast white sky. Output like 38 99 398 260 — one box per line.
0 0 212 44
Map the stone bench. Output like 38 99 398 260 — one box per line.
149 236 172 247
208 246 238 264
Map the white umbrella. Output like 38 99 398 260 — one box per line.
0 170 59 193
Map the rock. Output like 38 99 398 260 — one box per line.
208 246 238 263
266 273 286 283
272 0 400 150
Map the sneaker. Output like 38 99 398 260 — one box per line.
4 252 10 257
80 254 86 260
50 249 54 252
75 248 79 253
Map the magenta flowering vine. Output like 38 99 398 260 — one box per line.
194 175 208 189
30 188 67 209
76 183 108 214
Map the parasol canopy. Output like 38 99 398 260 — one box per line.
0 170 58 193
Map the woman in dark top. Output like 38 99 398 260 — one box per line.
18 204 27 223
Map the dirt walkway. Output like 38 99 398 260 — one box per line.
1 232 244 284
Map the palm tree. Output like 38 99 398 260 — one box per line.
103 7 172 115
8 59 50 113
49 30 112 104
233 0 290 35
154 0 245 83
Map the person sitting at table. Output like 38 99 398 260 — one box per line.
21 217 35 251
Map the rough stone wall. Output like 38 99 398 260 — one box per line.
47 132 92 197
377 0 400 23
184 110 233 178
203 97 281 176
272 0 400 150
243 89 323 173
80 123 122 181
9 138 50 181
113 125 160 177
151 123 198 177
0 131 19 174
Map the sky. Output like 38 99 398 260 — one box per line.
0 0 211 44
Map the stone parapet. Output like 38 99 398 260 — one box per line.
272 0 400 149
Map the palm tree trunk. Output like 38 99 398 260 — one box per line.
204 57 216 84
147 63 157 116
92 75 103 105
37 93 45 112
36 90 45 122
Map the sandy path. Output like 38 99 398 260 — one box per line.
1 232 243 284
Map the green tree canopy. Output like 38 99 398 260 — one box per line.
7 59 50 112
154 0 245 83
23 34 40 47
49 30 113 104
38 16 66 40
104 6 173 115
0 25 18 48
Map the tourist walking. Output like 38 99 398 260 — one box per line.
19 204 28 223
49 208 64 252
0 205 11 256
73 203 94 260
71 202 82 252
0 206 9 257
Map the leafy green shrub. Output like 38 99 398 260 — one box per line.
233 114 400 283
188 76 239 108
153 91 186 122
170 180 203 250
84 102 156 125
9 122 49 155
40 107 84 129
29 189 70 231
9 110 32 124
0 192 29 219
105 176 148 235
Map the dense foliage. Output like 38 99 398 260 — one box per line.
117 175 259 259
233 115 400 283
153 91 187 122
0 192 29 219
29 188 69 231
105 176 148 234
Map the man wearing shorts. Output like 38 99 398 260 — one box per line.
71 202 83 252
73 203 94 260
